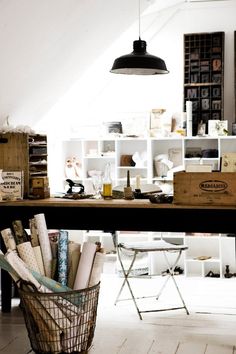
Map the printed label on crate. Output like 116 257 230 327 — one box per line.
0 171 24 200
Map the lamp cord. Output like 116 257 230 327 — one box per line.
138 0 141 40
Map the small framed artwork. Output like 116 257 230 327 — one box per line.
197 121 206 136
150 109 166 130
208 120 228 136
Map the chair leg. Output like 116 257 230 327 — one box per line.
163 250 189 315
115 246 189 319
115 248 143 320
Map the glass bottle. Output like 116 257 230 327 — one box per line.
102 163 112 199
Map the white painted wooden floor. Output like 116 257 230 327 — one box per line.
1 271 236 353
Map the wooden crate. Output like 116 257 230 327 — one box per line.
0 133 48 198
0 133 29 197
173 171 236 205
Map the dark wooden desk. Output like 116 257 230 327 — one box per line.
1 198 236 312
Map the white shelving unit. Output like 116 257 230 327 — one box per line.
115 231 236 278
60 135 236 278
61 135 236 189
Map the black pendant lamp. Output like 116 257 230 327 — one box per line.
110 0 169 75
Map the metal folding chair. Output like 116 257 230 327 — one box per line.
115 240 189 320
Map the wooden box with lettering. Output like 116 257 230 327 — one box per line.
0 171 24 200
173 171 236 205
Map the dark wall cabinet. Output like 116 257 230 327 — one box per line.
184 31 225 135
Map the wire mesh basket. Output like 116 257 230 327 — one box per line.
18 282 100 354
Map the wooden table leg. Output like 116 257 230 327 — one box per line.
1 268 12 312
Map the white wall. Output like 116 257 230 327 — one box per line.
36 0 236 138
0 0 142 128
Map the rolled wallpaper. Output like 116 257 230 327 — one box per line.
57 230 68 286
17 241 40 273
73 242 97 290
1 228 17 251
32 245 45 275
4 249 48 292
88 251 106 287
34 213 53 278
67 241 81 289
29 217 40 247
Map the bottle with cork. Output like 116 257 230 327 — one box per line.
123 170 134 200
102 163 113 199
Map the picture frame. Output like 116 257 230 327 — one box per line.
208 120 228 136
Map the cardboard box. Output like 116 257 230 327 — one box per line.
173 171 236 206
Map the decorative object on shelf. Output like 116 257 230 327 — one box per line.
221 153 236 172
224 264 233 278
232 123 236 135
110 0 169 75
65 156 82 179
132 151 147 167
91 175 103 199
120 154 135 167
103 121 123 135
197 121 206 136
154 154 173 177
208 120 228 136
65 179 84 195
149 193 173 204
149 108 172 137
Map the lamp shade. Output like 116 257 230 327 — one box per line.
110 39 169 75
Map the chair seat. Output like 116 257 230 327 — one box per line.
119 240 188 252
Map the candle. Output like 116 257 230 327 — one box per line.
136 175 141 190
127 170 130 187
186 101 192 137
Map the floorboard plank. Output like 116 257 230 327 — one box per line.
205 344 234 354
176 341 206 354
